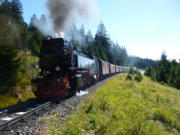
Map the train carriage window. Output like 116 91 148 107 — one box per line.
77 55 97 74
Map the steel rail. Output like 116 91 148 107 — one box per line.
0 102 50 131
0 110 8 117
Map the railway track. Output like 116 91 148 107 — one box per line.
0 89 90 133
0 110 8 117
0 102 50 131
0 74 120 134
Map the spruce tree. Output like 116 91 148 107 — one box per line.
156 52 170 83
94 22 112 62
78 25 86 46
150 68 156 81
0 0 11 17
0 13 23 94
0 45 22 94
29 14 38 32
168 66 176 87
175 66 180 89
0 15 14 45
27 31 42 56
11 0 23 22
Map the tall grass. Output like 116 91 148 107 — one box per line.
45 74 180 135
0 88 35 108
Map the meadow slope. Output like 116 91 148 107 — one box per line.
46 74 180 135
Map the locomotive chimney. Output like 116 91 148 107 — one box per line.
55 31 64 38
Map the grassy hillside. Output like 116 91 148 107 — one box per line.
45 74 180 135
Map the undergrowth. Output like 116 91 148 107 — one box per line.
45 74 180 135
0 87 35 108
0 51 37 108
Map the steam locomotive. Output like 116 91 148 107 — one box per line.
32 37 129 99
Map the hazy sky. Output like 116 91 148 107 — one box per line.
22 0 180 61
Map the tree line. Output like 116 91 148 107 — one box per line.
0 0 42 94
29 13 131 66
65 23 129 66
130 56 157 69
145 52 180 89
28 12 158 68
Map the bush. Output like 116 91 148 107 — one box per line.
145 66 152 76
126 74 133 80
134 75 143 82
128 67 136 75
127 69 143 82
135 70 143 81
135 70 142 77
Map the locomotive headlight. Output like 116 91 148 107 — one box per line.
39 68 42 72
47 36 52 40
55 66 60 71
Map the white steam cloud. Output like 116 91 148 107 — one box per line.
46 0 98 33
31 0 98 37
32 15 54 36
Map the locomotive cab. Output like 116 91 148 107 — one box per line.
39 37 72 74
32 37 75 99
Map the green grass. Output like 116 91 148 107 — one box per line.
45 74 180 135
0 88 35 108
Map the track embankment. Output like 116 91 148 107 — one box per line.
1 74 117 135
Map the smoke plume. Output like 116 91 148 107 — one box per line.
46 0 98 33
32 14 53 36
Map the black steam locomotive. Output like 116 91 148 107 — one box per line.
32 37 129 99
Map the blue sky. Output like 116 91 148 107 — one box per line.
22 0 180 60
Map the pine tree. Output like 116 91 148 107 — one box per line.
0 0 23 23
156 52 171 83
168 66 176 87
27 31 42 56
11 0 23 23
78 25 86 46
86 30 93 44
0 45 22 94
29 14 38 32
85 30 94 53
175 66 180 89
0 0 11 17
94 22 112 62
96 22 108 39
40 14 48 26
0 15 14 46
95 22 111 50
150 68 156 81
0 12 23 94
